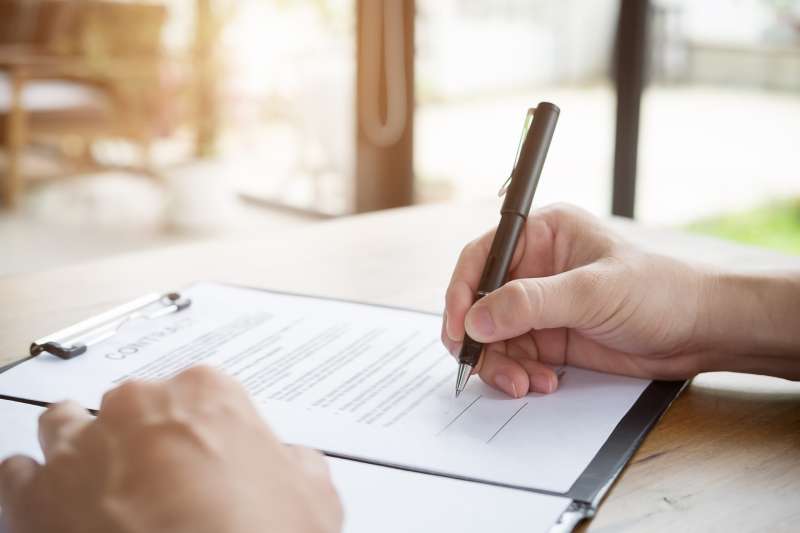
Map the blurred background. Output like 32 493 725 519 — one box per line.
1 0 799 276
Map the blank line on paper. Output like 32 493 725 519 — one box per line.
437 395 482 436
487 402 528 444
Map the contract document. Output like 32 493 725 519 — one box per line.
0 400 572 533
0 282 650 494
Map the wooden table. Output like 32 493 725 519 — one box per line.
1 200 799 531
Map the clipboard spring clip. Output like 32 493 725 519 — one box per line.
30 292 192 360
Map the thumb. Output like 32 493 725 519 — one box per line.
465 268 604 342
0 455 39 509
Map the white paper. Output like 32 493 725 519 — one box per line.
0 400 572 533
0 282 650 493
0 401 44 463
330 459 571 533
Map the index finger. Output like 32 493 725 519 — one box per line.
38 401 93 462
446 206 589 345
444 230 495 344
444 226 529 343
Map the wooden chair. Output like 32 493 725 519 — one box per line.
0 0 172 208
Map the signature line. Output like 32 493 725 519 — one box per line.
487 402 528 443
437 395 482 436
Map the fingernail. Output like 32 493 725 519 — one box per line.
495 374 518 398
468 306 495 338
446 340 460 358
444 315 458 343
532 374 555 394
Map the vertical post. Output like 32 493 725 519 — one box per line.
355 0 415 213
2 67 26 209
612 0 649 219
194 0 218 158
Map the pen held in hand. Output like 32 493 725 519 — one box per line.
454 102 560 398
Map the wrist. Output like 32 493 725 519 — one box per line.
698 267 800 378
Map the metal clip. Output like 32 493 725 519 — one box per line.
498 107 536 198
497 175 513 197
30 292 192 360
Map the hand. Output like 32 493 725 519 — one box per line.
442 203 720 398
0 367 343 533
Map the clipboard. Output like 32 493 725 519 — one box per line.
0 282 686 532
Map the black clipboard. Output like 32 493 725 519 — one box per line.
552 379 686 530
0 282 686 532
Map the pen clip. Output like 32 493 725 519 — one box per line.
497 175 512 198
498 107 536 198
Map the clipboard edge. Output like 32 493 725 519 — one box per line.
555 379 688 533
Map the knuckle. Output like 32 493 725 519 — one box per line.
180 364 220 381
176 367 247 406
117 379 150 398
38 401 72 425
457 238 483 266
541 202 581 224
540 203 599 239
176 365 231 390
101 379 149 411
457 240 476 262
505 279 530 308
37 401 82 432
547 201 575 216
493 280 531 329
208 389 250 420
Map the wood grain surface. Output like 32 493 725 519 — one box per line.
1 200 798 531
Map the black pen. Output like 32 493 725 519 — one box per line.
455 102 560 397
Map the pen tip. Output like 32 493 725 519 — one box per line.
455 363 472 398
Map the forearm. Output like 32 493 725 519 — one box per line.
701 268 800 379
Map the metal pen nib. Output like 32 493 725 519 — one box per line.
455 363 472 398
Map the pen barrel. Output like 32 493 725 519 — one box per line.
477 213 525 294
459 333 483 367
501 102 559 217
458 214 524 368
458 102 559 372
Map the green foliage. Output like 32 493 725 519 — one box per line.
686 199 800 255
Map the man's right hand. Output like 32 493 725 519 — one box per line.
442 203 800 398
